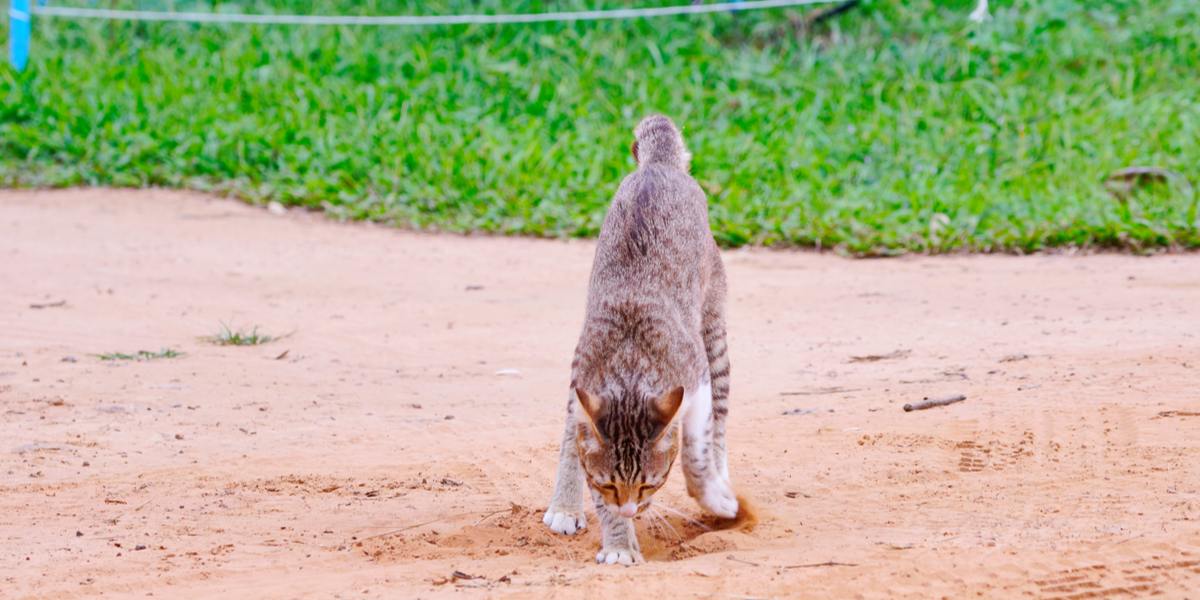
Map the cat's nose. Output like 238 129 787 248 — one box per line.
618 502 638 518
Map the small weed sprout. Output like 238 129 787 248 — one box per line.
97 348 183 361
206 323 281 346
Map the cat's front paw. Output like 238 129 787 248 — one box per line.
543 509 587 535
699 480 739 519
595 547 644 565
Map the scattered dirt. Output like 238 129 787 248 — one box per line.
2 188 1199 598
848 349 911 363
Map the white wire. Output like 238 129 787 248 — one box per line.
32 0 842 26
968 0 989 22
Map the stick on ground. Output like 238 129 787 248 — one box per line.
29 299 67 309
783 561 860 569
903 394 966 412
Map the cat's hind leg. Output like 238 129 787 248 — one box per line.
680 375 738 518
703 310 733 483
543 391 588 535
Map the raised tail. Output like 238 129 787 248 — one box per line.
631 115 691 171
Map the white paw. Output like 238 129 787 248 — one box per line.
595 548 643 565
542 510 586 535
700 480 739 519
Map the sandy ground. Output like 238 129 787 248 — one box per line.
1 188 1199 599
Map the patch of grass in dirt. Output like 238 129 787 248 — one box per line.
1 1 1197 254
205 323 281 346
96 348 183 361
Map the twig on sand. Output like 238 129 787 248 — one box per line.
1156 410 1200 418
903 394 967 412
783 560 860 569
779 386 861 397
29 299 67 309
356 517 444 543
850 349 910 363
727 555 858 569
727 556 764 567
433 571 487 587
472 504 515 526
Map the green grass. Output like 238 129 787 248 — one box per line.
97 348 183 361
1 0 1198 254
206 323 279 346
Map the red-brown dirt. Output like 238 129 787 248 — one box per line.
2 189 1198 598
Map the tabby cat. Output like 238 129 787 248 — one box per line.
542 115 737 565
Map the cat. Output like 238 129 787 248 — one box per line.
542 115 737 565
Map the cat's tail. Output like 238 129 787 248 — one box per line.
632 115 691 171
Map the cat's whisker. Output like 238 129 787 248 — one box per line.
653 501 711 531
650 506 683 541
645 509 668 540
646 507 671 541
661 515 683 542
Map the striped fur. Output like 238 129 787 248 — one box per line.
544 115 737 565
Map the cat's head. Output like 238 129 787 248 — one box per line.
573 385 684 518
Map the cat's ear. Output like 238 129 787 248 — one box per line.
631 140 639 164
575 387 603 425
652 386 685 426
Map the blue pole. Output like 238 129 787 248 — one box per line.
9 0 31 71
